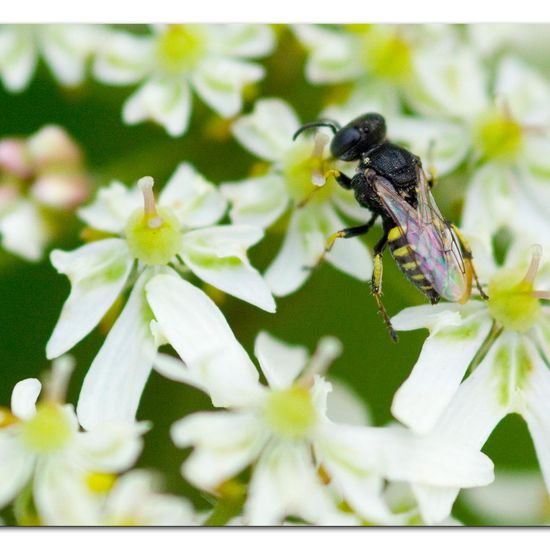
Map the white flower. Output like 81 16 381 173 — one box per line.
293 24 454 89
224 98 373 296
154 320 493 525
0 24 101 92
390 241 550 517
46 163 275 430
93 24 274 136
404 51 550 249
0 126 91 261
0 358 147 526
98 470 195 526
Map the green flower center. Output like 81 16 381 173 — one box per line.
359 28 412 82
264 386 317 439
21 403 73 454
125 177 183 266
156 25 207 74
282 141 336 204
488 268 541 333
473 108 524 162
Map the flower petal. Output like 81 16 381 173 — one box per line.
254 331 308 390
0 435 33 509
78 181 142 234
123 78 192 137
93 30 152 85
232 98 299 161
172 411 266 491
76 421 148 472
181 224 276 312
221 174 289 229
11 378 41 420
146 271 263 407
192 58 264 118
158 162 226 228
392 307 493 434
0 26 36 92
76 268 157 430
46 239 134 359
209 24 275 58
265 206 325 297
0 200 49 261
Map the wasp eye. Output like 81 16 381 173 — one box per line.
330 127 361 159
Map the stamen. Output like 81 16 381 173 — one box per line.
138 176 163 229
311 132 330 186
45 355 75 403
523 244 542 285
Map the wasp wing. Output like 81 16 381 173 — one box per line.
373 168 469 302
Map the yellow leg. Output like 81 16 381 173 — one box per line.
451 224 488 301
372 252 398 342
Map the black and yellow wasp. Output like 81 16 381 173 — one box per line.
294 113 486 341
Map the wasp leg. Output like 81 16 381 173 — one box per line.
371 232 398 342
303 214 378 272
451 223 489 301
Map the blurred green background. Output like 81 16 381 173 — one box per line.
0 25 540 525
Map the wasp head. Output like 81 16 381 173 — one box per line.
330 113 386 161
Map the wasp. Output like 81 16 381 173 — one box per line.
293 113 487 341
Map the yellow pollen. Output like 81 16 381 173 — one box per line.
21 403 72 454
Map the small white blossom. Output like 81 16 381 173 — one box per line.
0 358 147 525
93 25 274 136
390 240 550 517
153 321 493 525
46 163 275 430
224 98 372 296
0 24 101 92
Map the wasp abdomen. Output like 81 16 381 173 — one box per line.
387 226 440 304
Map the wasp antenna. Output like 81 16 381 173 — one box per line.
292 119 341 141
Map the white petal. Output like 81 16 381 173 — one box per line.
76 268 157 430
76 421 147 472
265 206 325 297
0 200 49 261
153 353 207 392
245 440 341 525
123 78 192 137
323 205 372 282
33 460 100 526
105 470 194 526
0 26 36 92
292 25 359 84
146 271 263 407
209 24 275 58
92 30 152 85
221 174 289 229
173 411 265 490
232 98 299 161
46 239 134 359
158 162 226 228
388 115 470 176
331 184 372 223
39 24 99 86
78 181 142 234
192 58 264 118
0 435 34 509
180 224 276 312
411 485 460 525
326 378 372 426
254 331 308 390
11 378 41 420
392 310 493 434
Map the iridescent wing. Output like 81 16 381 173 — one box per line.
373 167 469 302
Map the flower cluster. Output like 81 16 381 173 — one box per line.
2 23 550 527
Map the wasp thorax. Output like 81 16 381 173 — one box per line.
488 246 549 333
473 107 524 162
156 25 207 74
264 386 317 439
125 177 182 265
283 137 335 203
